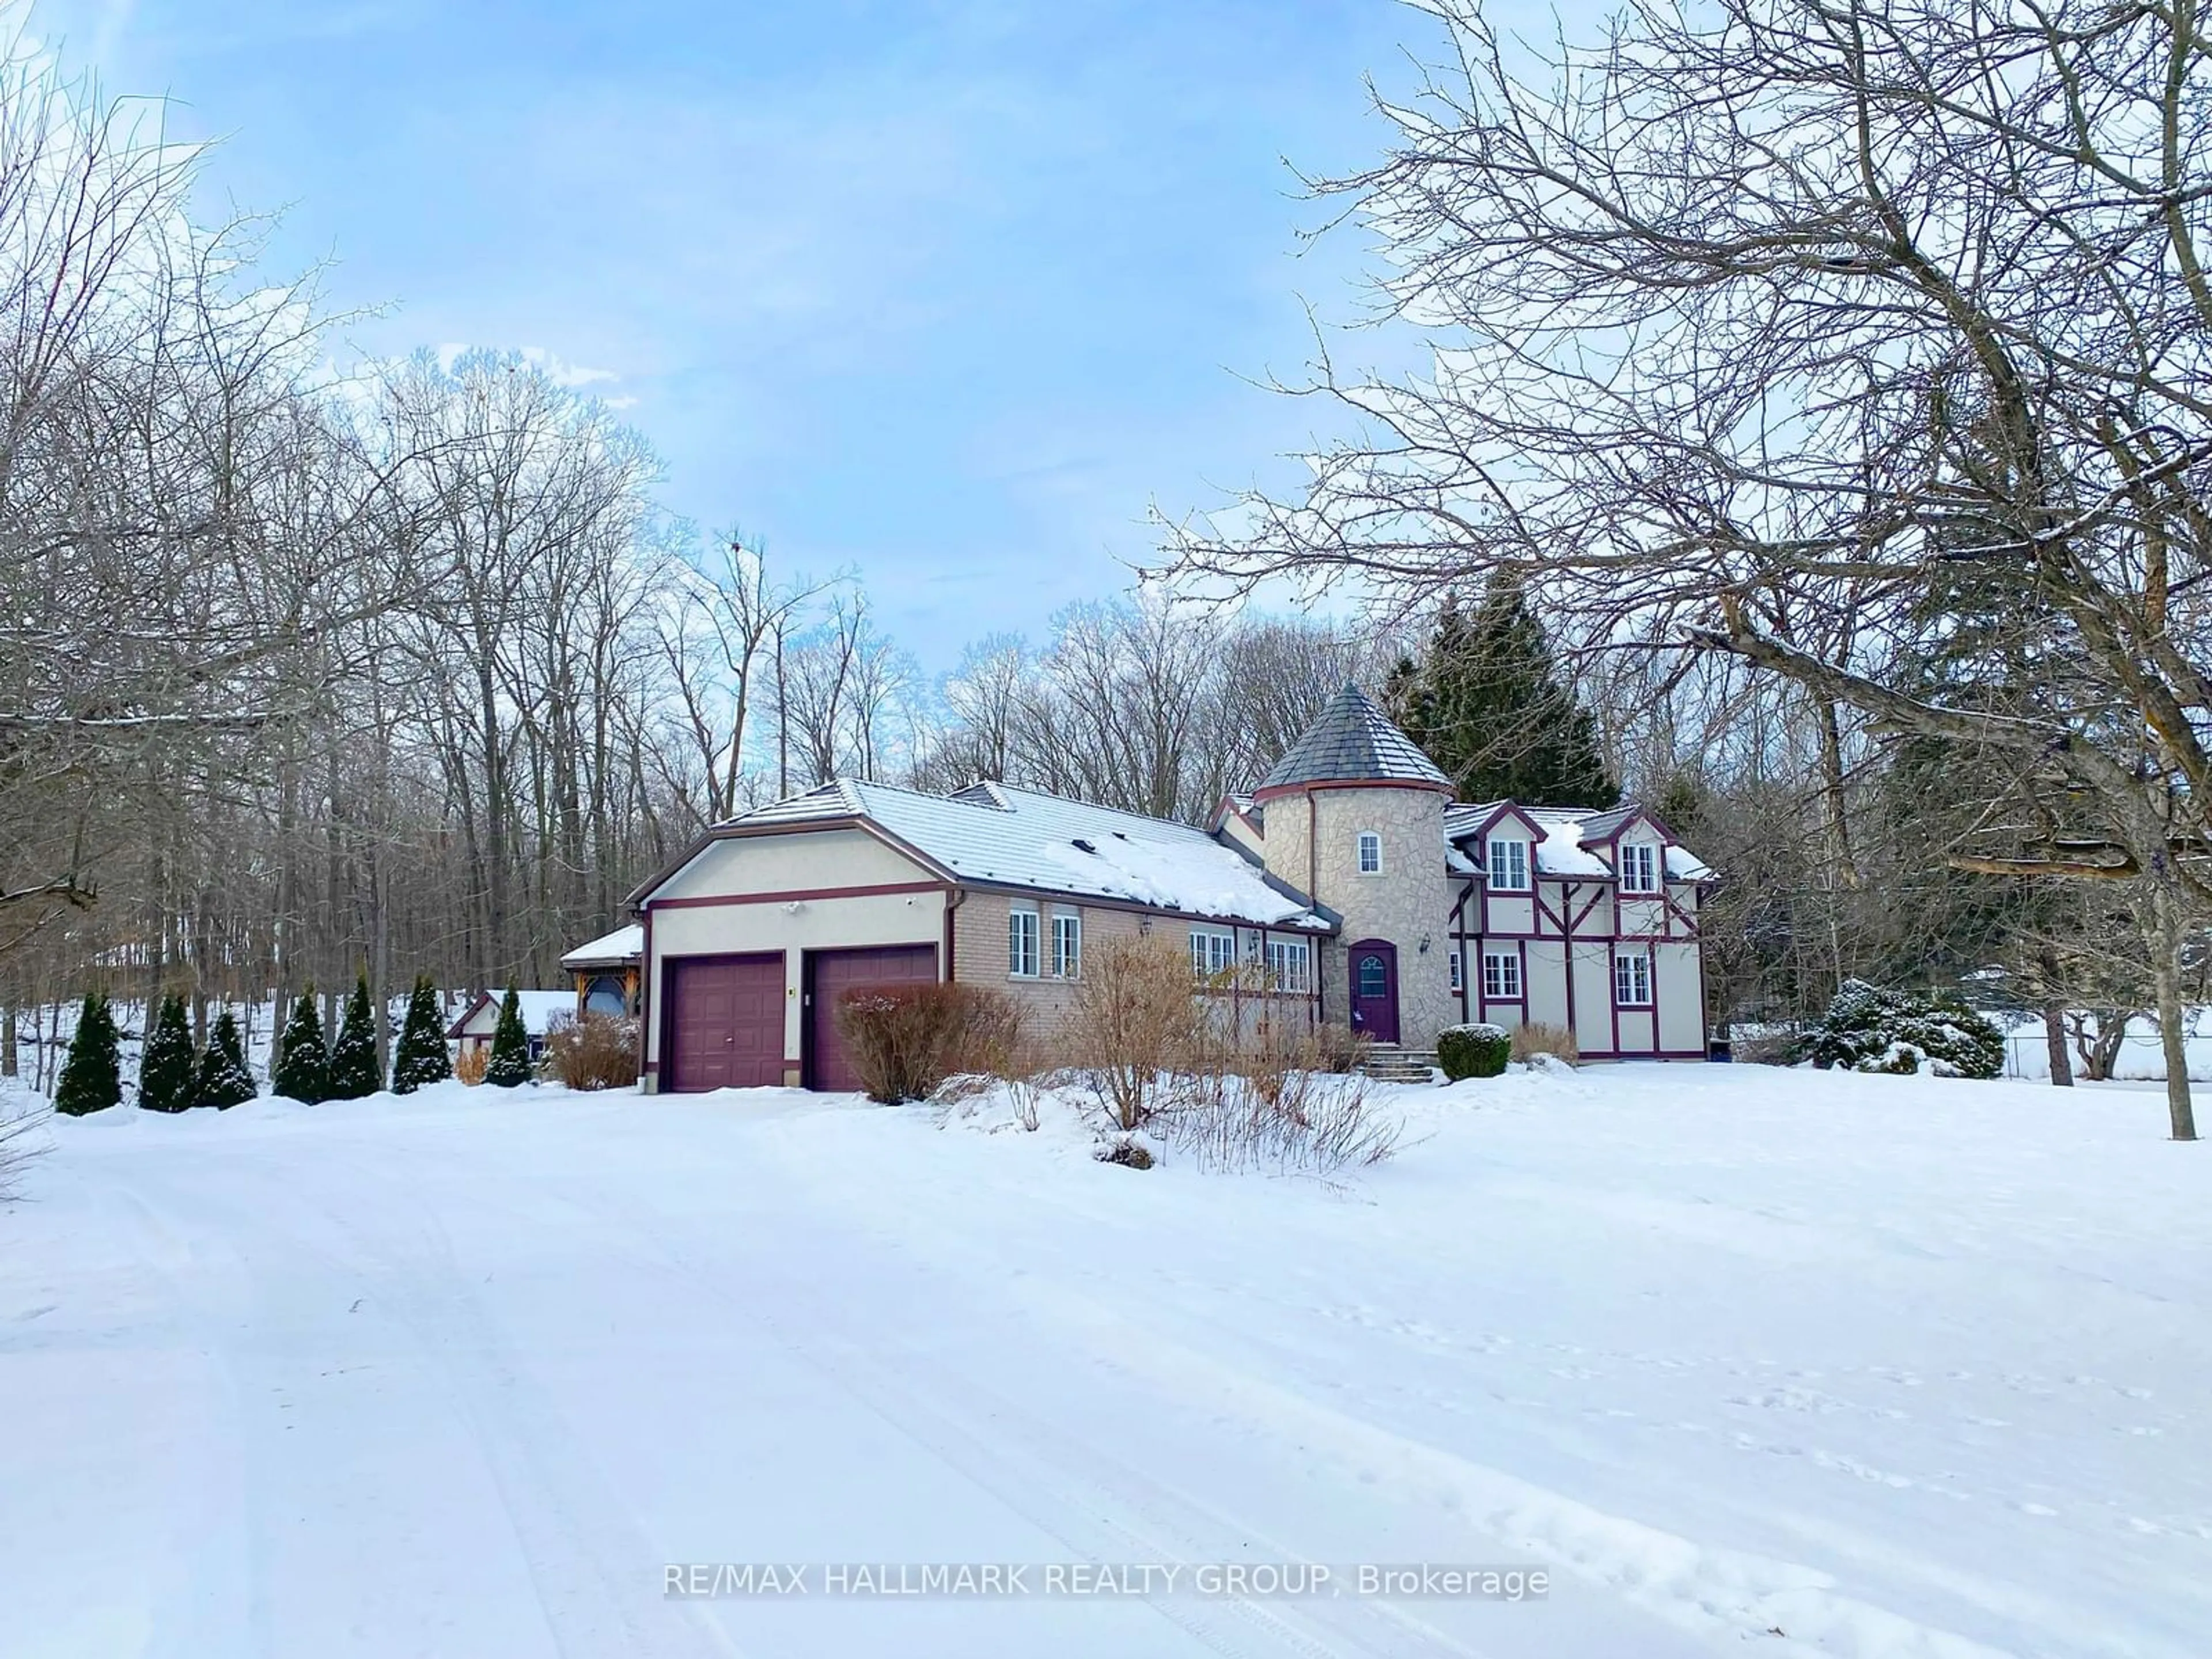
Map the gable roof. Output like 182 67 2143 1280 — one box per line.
447 990 577 1039
561 924 642 969
1256 683 1452 794
705 778 1334 931
1445 800 1714 882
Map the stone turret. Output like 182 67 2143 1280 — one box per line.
1253 684 1455 1046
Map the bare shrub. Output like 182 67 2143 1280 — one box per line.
1728 1025 1806 1066
1312 1022 1370 1074
453 1046 489 1086
836 982 1024 1104
1510 1022 1578 1066
544 1013 640 1090
1156 1068 1403 1176
1064 935 1206 1130
1 1099 50 1202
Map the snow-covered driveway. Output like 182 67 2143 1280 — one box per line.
3 1068 2206 1658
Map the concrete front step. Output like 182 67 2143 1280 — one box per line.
1358 1045 1440 1082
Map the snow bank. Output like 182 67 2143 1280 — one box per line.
3 1066 2206 1658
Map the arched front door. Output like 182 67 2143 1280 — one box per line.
1349 938 1399 1044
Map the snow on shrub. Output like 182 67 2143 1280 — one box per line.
1809 979 2006 1079
1438 1022 1511 1080
54 994 122 1116
193 1010 258 1109
484 991 532 1088
835 982 1024 1104
390 976 453 1093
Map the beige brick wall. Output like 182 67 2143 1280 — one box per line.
950 888 1317 1047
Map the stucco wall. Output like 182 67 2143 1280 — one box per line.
645 891 948 1085
642 825 947 1088
655 825 925 902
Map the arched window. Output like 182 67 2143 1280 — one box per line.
584 975 627 1018
1357 953 1389 997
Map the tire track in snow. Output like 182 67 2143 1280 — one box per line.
131 1142 751 1659
1012 1284 2029 1659
575 1192 1439 1659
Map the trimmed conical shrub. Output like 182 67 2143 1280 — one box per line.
484 988 531 1087
271 991 331 1104
194 1010 258 1109
137 994 196 1113
327 974 381 1100
390 975 452 1094
54 993 122 1116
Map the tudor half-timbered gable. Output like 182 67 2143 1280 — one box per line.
1445 801 1711 1059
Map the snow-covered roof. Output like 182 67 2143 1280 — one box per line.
1257 683 1450 793
719 779 1332 931
1445 801 1713 884
561 924 642 968
1525 809 1618 878
449 990 577 1038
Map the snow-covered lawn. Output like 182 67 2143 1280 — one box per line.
2 1067 2205 1658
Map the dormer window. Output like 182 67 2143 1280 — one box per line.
1487 836 1530 891
1620 842 1660 893
1356 831 1382 874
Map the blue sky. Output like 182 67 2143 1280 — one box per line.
42 0 1446 664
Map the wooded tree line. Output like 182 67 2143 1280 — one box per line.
2 12 2196 1126
0 40 1411 1055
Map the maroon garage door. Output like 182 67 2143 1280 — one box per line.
662 954 785 1092
804 945 939 1092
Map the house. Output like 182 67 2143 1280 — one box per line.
622 683 1714 1092
561 925 643 1019
446 990 581 1065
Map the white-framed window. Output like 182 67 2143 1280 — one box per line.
1613 949 1652 1006
1190 925 1236 978
1488 837 1530 891
1050 912 1082 979
1449 947 1463 993
1008 907 1040 978
1482 949 1522 1000
1619 842 1660 893
1356 831 1383 874
1266 937 1312 993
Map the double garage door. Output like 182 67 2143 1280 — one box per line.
661 945 938 1093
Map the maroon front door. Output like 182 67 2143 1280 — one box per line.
1349 939 1400 1044
662 954 785 1092
804 945 939 1092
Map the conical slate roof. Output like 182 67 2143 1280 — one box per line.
1258 683 1452 793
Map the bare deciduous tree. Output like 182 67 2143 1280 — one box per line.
1158 0 2212 1137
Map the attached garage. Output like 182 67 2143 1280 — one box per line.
804 944 939 1092
660 953 785 1092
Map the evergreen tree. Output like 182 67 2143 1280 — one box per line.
326 974 381 1100
484 988 531 1087
137 994 196 1113
1385 577 1619 808
270 990 331 1104
390 975 453 1094
193 1009 258 1109
54 994 122 1116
